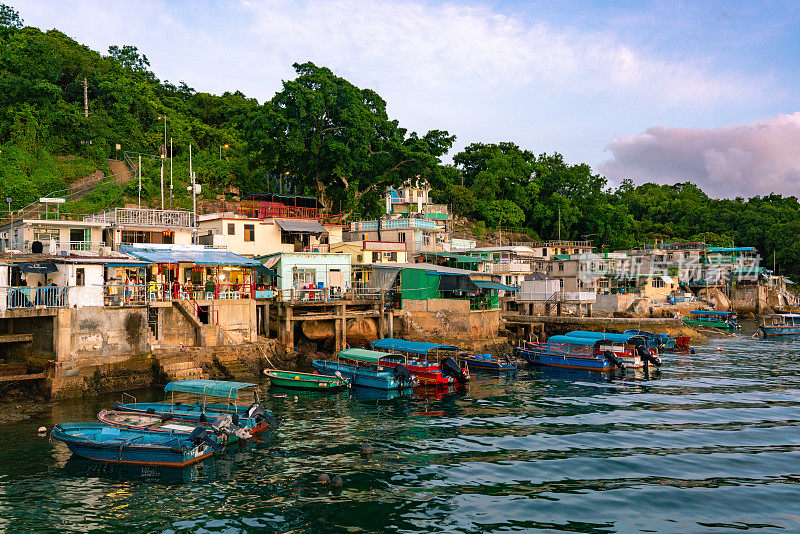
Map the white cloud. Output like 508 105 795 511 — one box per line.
600 113 800 197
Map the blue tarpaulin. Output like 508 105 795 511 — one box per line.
370 338 459 355
120 246 261 266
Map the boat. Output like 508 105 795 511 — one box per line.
516 335 620 372
458 353 518 372
564 331 662 369
516 332 661 372
759 313 800 336
112 380 279 434
369 338 471 384
312 348 419 390
623 329 675 351
97 409 252 444
50 422 219 467
263 369 350 391
683 310 740 331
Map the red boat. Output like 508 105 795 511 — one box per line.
368 338 471 385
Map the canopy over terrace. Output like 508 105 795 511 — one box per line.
119 244 265 299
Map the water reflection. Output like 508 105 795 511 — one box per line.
1 337 800 532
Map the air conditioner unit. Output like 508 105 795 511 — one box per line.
99 246 112 257
0 232 8 239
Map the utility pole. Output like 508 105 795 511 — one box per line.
190 144 196 242
169 137 173 209
83 78 88 118
158 116 167 210
558 207 561 241
137 154 142 209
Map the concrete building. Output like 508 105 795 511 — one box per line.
0 218 109 254
385 177 450 229
345 217 444 256
83 208 194 250
257 252 352 298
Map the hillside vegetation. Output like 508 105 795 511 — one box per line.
1 5 799 277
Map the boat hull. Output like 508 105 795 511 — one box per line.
460 357 518 372
51 423 213 467
97 410 250 444
683 319 736 331
311 360 411 390
516 347 614 372
760 325 800 336
264 370 350 391
112 402 273 434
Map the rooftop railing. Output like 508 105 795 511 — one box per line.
84 208 193 228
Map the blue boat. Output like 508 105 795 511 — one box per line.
312 348 419 390
516 335 617 372
369 338 471 384
760 313 800 336
113 380 278 434
623 329 675 351
459 353 519 372
51 422 218 467
564 331 662 369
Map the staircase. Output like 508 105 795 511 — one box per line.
172 301 203 346
152 349 203 381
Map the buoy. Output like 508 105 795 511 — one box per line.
717 347 723 352
331 475 343 488
690 348 696 354
294 396 298 402
37 426 47 433
317 473 330 485
361 443 373 456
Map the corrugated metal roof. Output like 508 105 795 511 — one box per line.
275 219 328 234
474 280 517 292
120 245 261 266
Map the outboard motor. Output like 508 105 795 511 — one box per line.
246 402 266 422
636 345 661 367
262 414 282 430
188 426 222 451
393 364 413 386
211 414 234 435
603 350 625 371
441 357 467 384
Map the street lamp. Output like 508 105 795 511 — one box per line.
219 144 229 160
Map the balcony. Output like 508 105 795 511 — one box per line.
485 262 532 274
2 286 71 310
8 241 104 254
85 208 193 228
351 218 437 231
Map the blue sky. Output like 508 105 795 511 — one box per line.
12 0 800 197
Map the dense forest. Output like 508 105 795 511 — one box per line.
0 5 798 277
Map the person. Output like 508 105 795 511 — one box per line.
45 278 56 307
124 275 132 305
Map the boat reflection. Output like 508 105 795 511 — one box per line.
62 456 206 483
349 386 414 402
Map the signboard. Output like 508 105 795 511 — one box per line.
39 197 66 204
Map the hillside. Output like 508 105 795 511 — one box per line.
1 4 800 278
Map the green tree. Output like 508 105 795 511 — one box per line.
246 62 454 217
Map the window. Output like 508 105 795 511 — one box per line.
389 251 397 262
542 248 548 256
653 278 665 288
228 223 235 235
76 268 85 286
33 228 60 242
398 233 406 243
372 251 381 263
121 230 150 244
281 230 294 244
244 224 255 242
293 269 316 288
558 262 564 272
684 252 691 259
362 234 368 241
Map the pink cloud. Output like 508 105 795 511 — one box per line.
600 113 800 197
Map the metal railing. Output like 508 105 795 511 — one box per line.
3 286 70 309
84 208 193 228
104 282 256 306
275 287 384 302
7 240 103 254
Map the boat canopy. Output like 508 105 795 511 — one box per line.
566 331 640 343
339 348 398 364
765 313 800 318
690 310 733 316
164 379 257 399
370 338 459 354
547 335 598 346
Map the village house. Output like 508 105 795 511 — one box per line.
0 218 108 254
196 194 343 257
385 177 450 230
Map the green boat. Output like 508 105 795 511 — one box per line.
263 369 350 391
682 310 739 331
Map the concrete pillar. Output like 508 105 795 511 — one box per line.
285 305 293 349
556 302 563 316
340 303 347 351
587 303 592 317
378 292 386 339
388 311 394 338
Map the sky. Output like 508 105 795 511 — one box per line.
12 0 800 197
